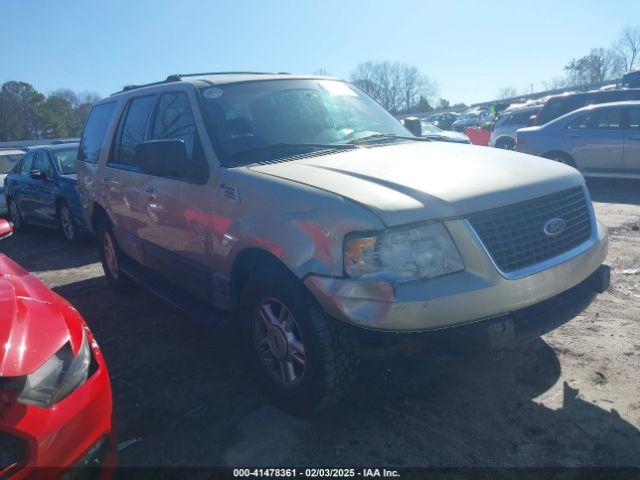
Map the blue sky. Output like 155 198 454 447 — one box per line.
1 0 638 104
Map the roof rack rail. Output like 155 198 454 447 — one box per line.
165 71 281 81
112 71 287 95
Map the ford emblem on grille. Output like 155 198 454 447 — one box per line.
543 218 566 237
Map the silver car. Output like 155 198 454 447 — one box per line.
0 149 27 215
489 106 540 150
77 73 609 415
516 101 640 178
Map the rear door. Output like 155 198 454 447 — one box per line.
622 107 640 173
27 151 57 225
139 90 214 300
102 95 155 264
563 107 624 173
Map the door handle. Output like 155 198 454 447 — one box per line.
144 186 157 201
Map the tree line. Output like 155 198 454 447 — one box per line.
497 25 640 99
0 81 100 142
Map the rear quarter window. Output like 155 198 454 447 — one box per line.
78 102 117 164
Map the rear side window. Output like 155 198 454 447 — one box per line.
150 92 208 183
568 109 622 130
110 95 155 167
78 102 116 164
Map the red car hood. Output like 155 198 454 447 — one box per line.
0 254 84 377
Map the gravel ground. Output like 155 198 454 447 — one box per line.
1 178 638 472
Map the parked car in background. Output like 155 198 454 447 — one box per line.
452 109 494 132
420 121 470 143
4 143 88 241
0 219 115 478
489 105 541 149
533 88 640 125
516 101 640 178
622 68 640 88
0 149 26 215
78 73 609 415
427 112 459 130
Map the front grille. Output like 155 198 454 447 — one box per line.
467 187 592 273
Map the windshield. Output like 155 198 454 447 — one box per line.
199 79 410 166
420 122 442 133
51 148 78 175
0 152 24 175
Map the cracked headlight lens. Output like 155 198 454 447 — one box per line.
18 331 91 408
344 222 464 282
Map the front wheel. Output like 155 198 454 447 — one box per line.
240 269 359 416
8 199 23 231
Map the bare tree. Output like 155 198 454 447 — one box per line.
613 25 640 72
564 48 625 86
352 61 437 114
496 86 518 100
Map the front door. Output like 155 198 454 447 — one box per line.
139 90 215 301
563 107 624 173
27 151 57 226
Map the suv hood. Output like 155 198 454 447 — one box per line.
0 254 83 377
249 142 583 227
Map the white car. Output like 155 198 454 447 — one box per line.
0 149 26 215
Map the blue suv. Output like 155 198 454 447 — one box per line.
4 143 89 241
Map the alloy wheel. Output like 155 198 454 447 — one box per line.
253 298 306 387
103 232 119 280
60 206 75 240
9 201 21 230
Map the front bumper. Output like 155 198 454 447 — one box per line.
305 218 608 332
0 343 114 479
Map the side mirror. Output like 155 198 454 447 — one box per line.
30 170 46 180
402 117 422 137
0 219 13 240
135 140 187 178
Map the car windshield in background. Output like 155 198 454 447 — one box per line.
0 152 24 174
51 148 78 175
420 122 441 133
199 79 409 166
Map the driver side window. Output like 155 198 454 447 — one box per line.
19 153 35 175
33 152 52 177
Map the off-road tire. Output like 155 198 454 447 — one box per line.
239 268 359 416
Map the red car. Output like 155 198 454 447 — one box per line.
0 219 115 479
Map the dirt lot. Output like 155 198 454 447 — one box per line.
1 178 639 472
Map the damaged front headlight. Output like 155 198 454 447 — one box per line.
18 331 91 408
344 222 464 282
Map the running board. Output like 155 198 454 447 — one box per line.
120 259 232 330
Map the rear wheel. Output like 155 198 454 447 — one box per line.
97 216 133 292
8 199 23 231
58 202 78 242
240 268 359 416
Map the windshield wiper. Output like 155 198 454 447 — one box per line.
346 133 429 144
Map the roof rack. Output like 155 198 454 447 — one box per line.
113 71 287 95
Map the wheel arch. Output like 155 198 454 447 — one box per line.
229 247 300 311
90 202 110 234
542 150 577 168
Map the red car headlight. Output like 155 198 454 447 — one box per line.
18 331 91 408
